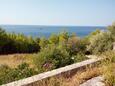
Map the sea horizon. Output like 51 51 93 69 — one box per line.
0 25 106 38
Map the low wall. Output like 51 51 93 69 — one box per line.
2 58 102 86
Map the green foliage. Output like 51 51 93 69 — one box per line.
0 28 40 54
62 35 87 55
0 28 8 48
0 28 6 37
0 63 37 85
101 50 115 63
85 29 101 41
75 39 87 54
87 31 113 54
39 37 49 49
72 53 86 63
49 34 59 44
34 31 87 73
59 31 69 44
107 23 115 40
33 46 73 72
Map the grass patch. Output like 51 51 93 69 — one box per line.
0 54 34 68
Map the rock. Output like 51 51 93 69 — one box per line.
113 42 115 50
86 55 99 59
80 76 105 86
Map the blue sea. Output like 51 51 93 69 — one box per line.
1 25 106 38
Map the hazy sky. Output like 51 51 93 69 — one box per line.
0 0 115 26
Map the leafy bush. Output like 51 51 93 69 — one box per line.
107 23 115 41
76 39 88 54
101 50 115 63
108 25 115 36
33 46 73 72
85 29 101 40
87 31 113 54
39 37 49 49
49 34 59 44
73 53 86 63
66 37 87 55
58 32 87 55
34 32 87 73
0 63 37 85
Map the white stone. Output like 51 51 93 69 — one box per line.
113 42 115 50
80 76 105 86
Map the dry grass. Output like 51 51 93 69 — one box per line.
0 54 34 68
102 63 115 86
29 66 102 86
1 51 114 86
0 54 102 86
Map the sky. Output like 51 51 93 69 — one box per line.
0 0 115 26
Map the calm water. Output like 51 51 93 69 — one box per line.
1 25 106 38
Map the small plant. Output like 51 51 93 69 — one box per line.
73 53 86 63
0 63 37 85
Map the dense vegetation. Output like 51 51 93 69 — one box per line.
86 23 115 54
0 23 115 85
0 28 40 54
33 32 87 72
0 63 37 84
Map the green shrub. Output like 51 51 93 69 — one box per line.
58 33 87 56
59 31 69 44
0 28 40 54
101 50 115 63
87 32 113 54
85 29 101 40
0 63 37 85
33 46 73 72
0 65 11 84
76 39 87 54
66 37 87 55
49 34 59 44
73 53 86 63
108 23 115 40
39 37 49 49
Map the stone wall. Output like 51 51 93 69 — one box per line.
2 57 102 86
